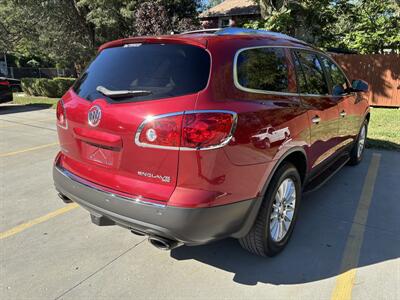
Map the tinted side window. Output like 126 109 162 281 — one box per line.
320 56 349 96
294 51 329 95
236 47 289 93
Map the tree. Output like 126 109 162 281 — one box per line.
134 1 170 35
0 0 202 73
338 0 400 53
207 0 224 8
247 0 400 53
134 0 200 35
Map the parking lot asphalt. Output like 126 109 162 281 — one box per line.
1 104 399 300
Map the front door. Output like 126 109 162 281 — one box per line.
319 55 364 144
292 50 341 170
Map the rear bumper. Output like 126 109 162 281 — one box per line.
53 165 256 245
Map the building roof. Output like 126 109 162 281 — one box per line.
200 0 260 18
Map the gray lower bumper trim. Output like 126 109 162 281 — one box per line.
53 165 255 245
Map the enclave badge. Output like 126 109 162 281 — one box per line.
88 105 102 127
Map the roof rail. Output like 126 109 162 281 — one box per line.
179 27 306 44
215 27 301 41
180 28 222 35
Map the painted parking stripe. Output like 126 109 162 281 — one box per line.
331 153 381 300
0 142 59 157
0 117 54 128
0 203 79 240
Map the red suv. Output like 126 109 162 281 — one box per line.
53 28 369 257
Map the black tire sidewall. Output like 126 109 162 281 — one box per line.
351 120 369 164
262 164 302 255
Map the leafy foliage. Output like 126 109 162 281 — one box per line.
135 1 170 35
21 77 76 98
248 0 400 53
207 0 224 8
0 0 201 71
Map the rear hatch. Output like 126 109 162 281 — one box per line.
57 42 211 202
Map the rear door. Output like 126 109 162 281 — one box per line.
58 42 211 202
292 50 340 169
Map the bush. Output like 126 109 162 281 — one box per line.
21 77 76 98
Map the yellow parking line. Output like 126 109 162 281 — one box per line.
0 203 79 240
0 142 59 157
0 117 54 128
331 153 381 300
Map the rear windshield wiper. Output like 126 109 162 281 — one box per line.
96 85 152 98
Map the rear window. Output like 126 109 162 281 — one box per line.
73 43 210 102
236 47 289 93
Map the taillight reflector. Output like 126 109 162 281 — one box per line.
135 111 236 150
56 100 68 129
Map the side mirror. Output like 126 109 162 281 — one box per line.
351 79 369 92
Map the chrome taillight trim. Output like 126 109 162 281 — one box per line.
134 110 238 151
57 99 68 130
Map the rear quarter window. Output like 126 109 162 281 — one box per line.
73 43 210 103
235 47 289 93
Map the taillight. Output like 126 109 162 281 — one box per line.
56 100 68 129
0 80 10 86
135 111 236 150
138 114 183 148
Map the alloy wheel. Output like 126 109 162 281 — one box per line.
269 178 296 242
357 125 366 158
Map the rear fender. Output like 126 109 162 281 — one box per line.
232 147 307 238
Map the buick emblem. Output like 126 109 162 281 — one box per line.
88 105 102 127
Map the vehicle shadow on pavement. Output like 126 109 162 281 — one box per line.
0 104 52 115
171 150 400 285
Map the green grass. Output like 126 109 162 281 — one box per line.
12 93 58 108
367 107 400 151
10 94 400 151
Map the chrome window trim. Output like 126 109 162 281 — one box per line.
134 110 238 151
56 165 166 208
233 46 295 96
233 45 347 97
181 28 221 35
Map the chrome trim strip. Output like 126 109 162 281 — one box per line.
181 28 221 34
56 166 166 208
233 46 298 97
232 45 346 98
134 110 238 151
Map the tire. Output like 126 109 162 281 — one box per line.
239 162 301 257
348 119 368 166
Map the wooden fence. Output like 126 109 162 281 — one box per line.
332 53 400 107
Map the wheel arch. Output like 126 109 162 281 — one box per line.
233 147 308 238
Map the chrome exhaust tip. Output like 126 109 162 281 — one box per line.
130 229 146 236
58 192 73 203
148 236 180 251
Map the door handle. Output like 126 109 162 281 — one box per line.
311 116 321 124
340 110 346 118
